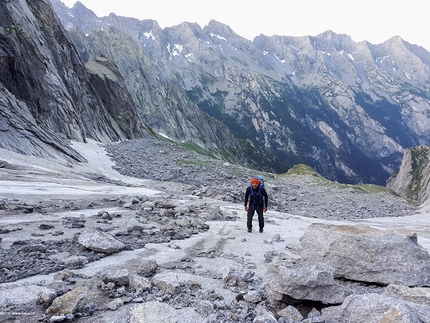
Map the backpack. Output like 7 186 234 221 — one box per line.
249 176 265 206
255 175 264 189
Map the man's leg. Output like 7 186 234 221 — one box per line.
256 208 264 232
247 209 254 232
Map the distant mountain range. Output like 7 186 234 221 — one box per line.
1 0 430 186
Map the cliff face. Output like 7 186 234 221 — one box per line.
387 146 430 203
0 0 151 162
0 0 278 170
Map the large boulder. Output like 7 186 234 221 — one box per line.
384 284 430 306
78 227 125 254
299 223 430 286
321 293 430 323
46 286 88 316
129 302 177 323
265 257 351 305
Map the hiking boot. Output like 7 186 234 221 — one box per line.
247 228 252 232
259 228 263 233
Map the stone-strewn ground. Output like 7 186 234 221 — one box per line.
0 139 421 322
106 138 416 220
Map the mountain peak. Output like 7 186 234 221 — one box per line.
204 19 252 46
205 19 237 37
384 35 406 47
314 30 354 47
71 0 98 17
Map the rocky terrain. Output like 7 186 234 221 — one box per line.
387 145 430 203
1 138 429 323
105 137 415 220
2 1 430 322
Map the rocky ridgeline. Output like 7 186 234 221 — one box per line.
106 138 416 220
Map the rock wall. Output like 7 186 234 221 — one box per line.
387 145 430 204
0 0 148 162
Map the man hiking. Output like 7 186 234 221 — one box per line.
244 177 268 233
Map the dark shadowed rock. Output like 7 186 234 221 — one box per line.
265 257 350 305
0 0 148 166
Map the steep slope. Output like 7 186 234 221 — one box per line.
387 145 430 203
0 0 279 172
51 2 285 170
163 26 430 184
0 0 148 162
51 1 430 185
159 21 429 184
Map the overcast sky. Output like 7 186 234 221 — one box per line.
61 0 429 51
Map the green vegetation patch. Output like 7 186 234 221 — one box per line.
407 146 430 200
4 24 25 36
283 164 328 179
179 141 216 159
282 164 413 204
353 184 395 195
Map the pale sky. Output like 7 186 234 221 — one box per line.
61 0 430 51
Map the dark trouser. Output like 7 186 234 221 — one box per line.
247 206 264 230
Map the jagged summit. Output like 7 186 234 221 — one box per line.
204 19 243 40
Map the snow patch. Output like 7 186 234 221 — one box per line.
210 33 227 41
376 55 390 64
185 53 194 62
166 44 181 60
143 31 155 40
157 133 173 140
274 54 285 63
339 50 355 61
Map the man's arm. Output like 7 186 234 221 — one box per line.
244 187 250 211
262 188 268 211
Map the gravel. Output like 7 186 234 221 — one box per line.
106 138 416 220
